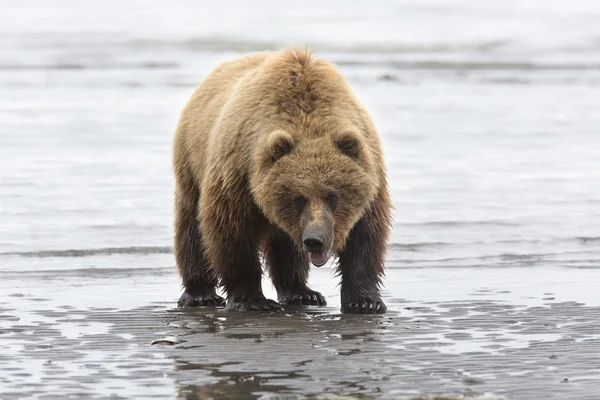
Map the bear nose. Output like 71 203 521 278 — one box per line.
303 234 325 252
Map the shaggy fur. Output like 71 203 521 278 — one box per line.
173 49 392 313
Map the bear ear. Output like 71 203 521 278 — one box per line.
334 129 363 159
265 130 295 163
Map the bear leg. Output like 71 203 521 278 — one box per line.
199 178 282 312
265 231 327 306
217 242 282 311
174 178 224 308
336 188 392 314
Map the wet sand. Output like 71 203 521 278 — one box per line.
2 1 600 399
2 264 600 399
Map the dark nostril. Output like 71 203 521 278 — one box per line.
303 237 324 251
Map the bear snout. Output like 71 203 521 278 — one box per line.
302 220 333 267
302 232 325 253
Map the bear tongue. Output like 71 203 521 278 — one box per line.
310 251 330 267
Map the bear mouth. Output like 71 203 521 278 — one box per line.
309 250 331 267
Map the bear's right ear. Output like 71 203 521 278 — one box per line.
265 130 295 164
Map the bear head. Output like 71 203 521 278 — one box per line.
251 126 379 267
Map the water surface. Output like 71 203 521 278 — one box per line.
1 1 600 399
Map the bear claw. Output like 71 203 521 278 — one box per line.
225 296 283 312
341 300 387 314
178 291 226 308
279 290 327 306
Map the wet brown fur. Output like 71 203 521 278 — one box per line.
173 49 393 313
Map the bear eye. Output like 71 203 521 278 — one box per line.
326 191 339 212
293 195 307 213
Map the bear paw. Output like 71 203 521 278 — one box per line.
341 299 387 314
178 291 226 308
279 290 327 306
225 296 283 312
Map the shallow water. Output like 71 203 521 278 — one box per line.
1 1 600 399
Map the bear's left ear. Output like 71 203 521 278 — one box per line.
265 129 295 164
334 129 363 159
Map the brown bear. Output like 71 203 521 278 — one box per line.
172 49 392 314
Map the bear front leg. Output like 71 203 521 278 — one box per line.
265 230 327 306
337 188 392 314
199 177 282 312
174 180 225 308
